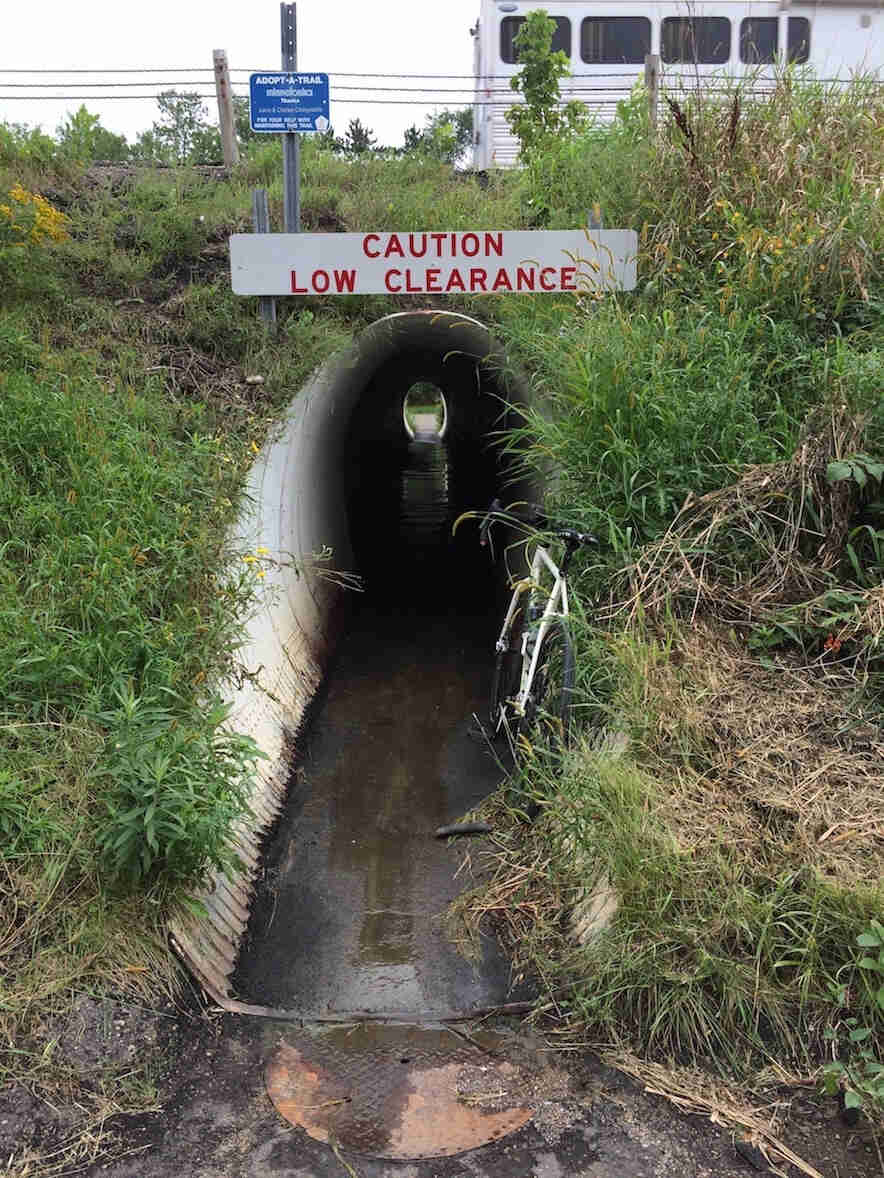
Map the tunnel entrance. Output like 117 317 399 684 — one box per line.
172 311 536 1016
233 316 528 1017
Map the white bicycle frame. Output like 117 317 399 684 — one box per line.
494 543 568 724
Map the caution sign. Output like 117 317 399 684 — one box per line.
229 230 637 296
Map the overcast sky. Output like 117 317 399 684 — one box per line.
0 0 481 149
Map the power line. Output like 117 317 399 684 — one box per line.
0 66 877 84
0 67 217 74
0 94 627 106
3 79 873 102
0 83 636 95
0 67 638 79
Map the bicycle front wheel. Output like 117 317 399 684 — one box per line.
521 620 576 753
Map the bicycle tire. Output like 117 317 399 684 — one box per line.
521 619 576 753
490 605 525 733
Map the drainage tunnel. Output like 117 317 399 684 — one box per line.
169 311 534 1007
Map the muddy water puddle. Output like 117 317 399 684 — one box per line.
234 430 519 1018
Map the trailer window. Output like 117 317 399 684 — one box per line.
740 17 777 63
500 16 572 64
581 17 651 64
788 17 810 64
661 17 731 64
740 16 810 63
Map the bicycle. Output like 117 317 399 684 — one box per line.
471 500 597 754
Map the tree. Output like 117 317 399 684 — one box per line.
56 106 129 162
130 128 170 165
342 117 377 156
401 108 473 164
232 95 261 149
315 124 341 152
0 122 59 167
132 91 221 165
505 10 588 157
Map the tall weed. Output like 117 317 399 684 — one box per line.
497 303 815 563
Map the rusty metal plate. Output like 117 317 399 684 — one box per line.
266 1024 534 1159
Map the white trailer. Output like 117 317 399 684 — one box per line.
471 0 883 167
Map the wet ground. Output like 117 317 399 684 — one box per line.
235 419 515 1018
233 603 517 1016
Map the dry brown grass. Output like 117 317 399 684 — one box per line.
618 622 884 891
604 1051 826 1178
648 76 884 313
616 403 873 631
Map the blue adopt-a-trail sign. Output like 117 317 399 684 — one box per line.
249 72 330 134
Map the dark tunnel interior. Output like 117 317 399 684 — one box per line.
233 326 533 1012
343 342 522 615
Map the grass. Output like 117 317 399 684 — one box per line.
0 147 522 1159
0 74 882 1150
404 381 446 432
461 620 883 1082
454 75 884 1114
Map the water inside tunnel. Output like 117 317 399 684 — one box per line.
233 345 531 1017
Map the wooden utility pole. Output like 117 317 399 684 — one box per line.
213 49 240 166
280 3 300 232
644 53 660 133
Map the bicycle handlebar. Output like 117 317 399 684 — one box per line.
479 499 598 549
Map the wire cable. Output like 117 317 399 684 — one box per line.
0 66 877 84
0 94 628 106
0 80 633 93
0 67 638 79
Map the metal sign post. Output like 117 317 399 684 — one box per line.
281 3 300 233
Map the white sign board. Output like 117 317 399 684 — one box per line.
230 230 637 296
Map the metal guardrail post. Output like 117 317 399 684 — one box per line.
251 188 277 327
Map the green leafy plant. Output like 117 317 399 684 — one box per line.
94 683 261 888
822 921 884 1118
131 90 221 165
402 108 473 164
0 183 68 248
827 453 884 489
505 10 588 158
56 106 129 163
0 121 58 167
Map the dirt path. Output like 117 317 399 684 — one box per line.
55 999 878 1178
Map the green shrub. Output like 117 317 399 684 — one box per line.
94 684 259 887
497 303 815 563
0 122 58 168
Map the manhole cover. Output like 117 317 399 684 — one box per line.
266 1024 534 1159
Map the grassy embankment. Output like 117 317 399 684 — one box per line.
0 74 881 1148
0 142 525 1152
463 77 884 1114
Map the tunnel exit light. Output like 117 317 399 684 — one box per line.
230 230 637 296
